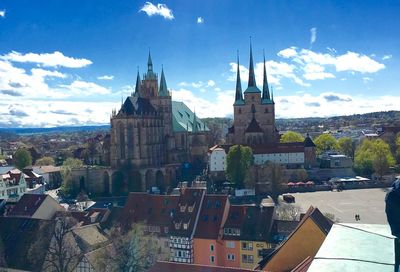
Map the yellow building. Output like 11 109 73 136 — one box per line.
257 206 333 272
239 240 274 269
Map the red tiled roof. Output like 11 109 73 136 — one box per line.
7 194 49 217
251 142 305 154
170 188 206 237
194 195 228 240
120 192 179 236
148 261 254 272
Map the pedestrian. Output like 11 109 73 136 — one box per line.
355 214 358 221
385 179 400 272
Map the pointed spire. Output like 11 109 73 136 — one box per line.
248 37 257 88
262 49 271 101
271 86 275 104
192 109 199 132
134 68 141 96
147 49 153 72
234 51 244 104
159 66 169 96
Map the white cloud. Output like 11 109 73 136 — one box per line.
275 92 400 119
303 63 335 80
59 80 111 96
0 10 5 18
171 88 234 118
310 27 317 48
335 52 385 73
278 47 297 58
140 2 174 20
382 55 392 60
197 17 204 24
0 100 119 127
1 51 92 68
207 80 215 87
214 87 221 92
229 60 309 87
363 77 373 83
97 75 114 80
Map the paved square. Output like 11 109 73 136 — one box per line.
286 188 389 224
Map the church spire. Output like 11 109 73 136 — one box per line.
159 66 169 96
262 50 271 102
192 109 199 132
271 86 275 104
248 37 257 88
134 68 141 96
234 51 244 104
147 50 153 72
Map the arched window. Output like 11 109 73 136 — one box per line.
251 104 256 114
118 122 125 159
127 124 134 158
238 108 242 114
265 108 269 113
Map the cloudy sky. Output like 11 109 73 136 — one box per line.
0 0 399 127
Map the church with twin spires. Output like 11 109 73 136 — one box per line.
227 42 280 145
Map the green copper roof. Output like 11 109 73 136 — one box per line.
308 224 395 272
262 51 271 100
244 86 261 93
172 101 209 133
159 68 169 96
234 99 245 106
247 40 257 89
261 98 273 104
234 52 244 103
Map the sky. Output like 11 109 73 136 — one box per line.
0 0 399 127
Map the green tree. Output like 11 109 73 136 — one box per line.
338 137 356 159
314 134 339 154
60 158 84 196
395 133 400 163
13 148 32 169
226 145 253 189
265 162 287 202
280 131 305 143
36 156 55 166
354 139 395 178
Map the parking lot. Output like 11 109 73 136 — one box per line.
286 188 389 224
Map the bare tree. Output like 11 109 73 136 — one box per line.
276 203 301 221
29 216 81 272
106 224 160 272
265 162 287 202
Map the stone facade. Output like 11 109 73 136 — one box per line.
227 44 279 145
107 53 210 194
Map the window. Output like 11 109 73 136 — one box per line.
210 244 214 252
238 108 242 114
227 254 235 261
164 227 169 234
210 256 215 263
265 108 269 113
242 242 253 250
242 254 254 263
226 241 235 248
215 200 221 208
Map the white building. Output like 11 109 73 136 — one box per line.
0 170 27 201
208 145 227 172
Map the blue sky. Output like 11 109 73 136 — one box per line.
0 0 399 127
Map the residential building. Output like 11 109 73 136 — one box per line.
32 165 62 189
120 192 180 261
149 261 255 272
257 206 333 272
0 168 27 201
0 217 56 271
169 188 206 263
6 194 64 220
193 195 229 266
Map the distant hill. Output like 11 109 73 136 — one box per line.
0 125 110 135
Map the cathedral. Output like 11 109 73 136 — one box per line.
227 43 280 145
108 53 210 194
